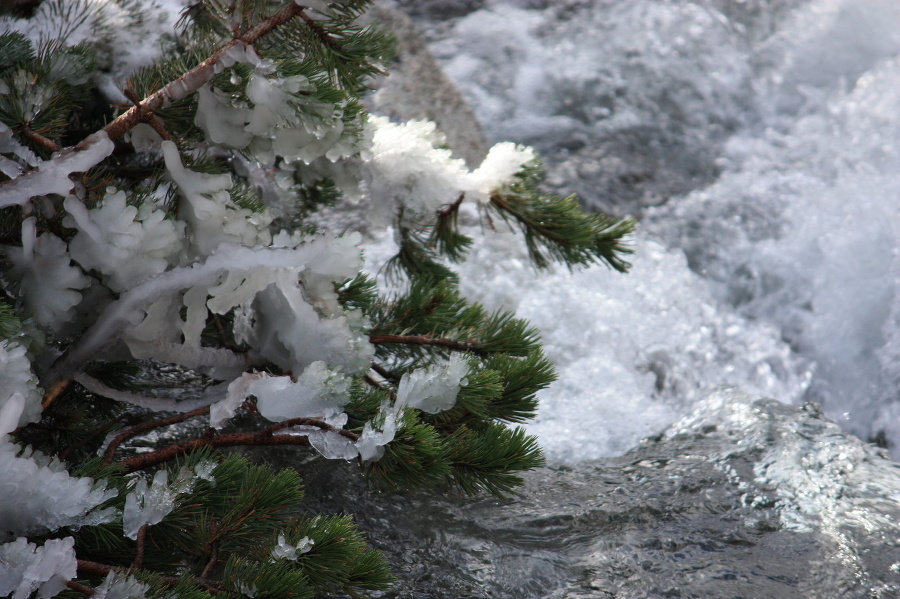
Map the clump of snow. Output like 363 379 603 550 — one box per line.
362 116 470 222
3 218 90 331
0 396 117 539
468 142 536 202
396 353 470 414
0 343 42 429
0 536 76 599
271 533 314 561
64 189 182 291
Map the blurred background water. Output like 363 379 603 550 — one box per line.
381 0 900 463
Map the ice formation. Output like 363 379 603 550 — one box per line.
0 396 116 539
161 140 271 258
194 45 355 166
90 572 151 599
3 218 90 331
271 533 314 561
0 536 76 599
213 362 351 426
64 189 182 291
396 353 471 414
122 462 214 540
355 400 401 462
0 342 42 428
0 132 113 209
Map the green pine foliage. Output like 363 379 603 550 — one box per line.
0 0 634 596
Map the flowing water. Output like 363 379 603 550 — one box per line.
332 1 900 595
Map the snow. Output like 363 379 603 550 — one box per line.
0 536 76 599
468 142 536 202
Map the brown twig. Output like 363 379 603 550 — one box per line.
103 404 212 464
270 417 361 441
65 581 95 596
199 539 220 580
369 333 486 356
438 192 465 219
117 414 359 472
133 524 149 569
60 415 127 461
122 87 173 141
78 558 230 595
77 559 113 577
77 1 306 149
364 374 396 399
18 126 62 153
119 428 309 473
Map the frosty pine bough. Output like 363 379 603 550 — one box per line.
0 1 633 596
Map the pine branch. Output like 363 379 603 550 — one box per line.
65 580 95 596
18 126 61 152
94 1 307 147
117 417 357 473
102 404 214 464
369 333 486 356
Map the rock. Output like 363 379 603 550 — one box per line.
297 389 900 598
363 2 489 167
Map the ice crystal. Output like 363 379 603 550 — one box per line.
396 353 470 414
0 536 76 599
0 342 42 428
0 395 116 539
4 218 90 331
64 189 182 291
271 533 314 561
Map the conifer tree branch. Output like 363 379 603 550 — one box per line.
18 126 61 152
118 431 312 472
115 415 358 472
65 580 94 596
133 524 149 569
78 1 306 149
103 404 214 464
369 333 487 356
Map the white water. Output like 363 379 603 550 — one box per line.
405 0 900 462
